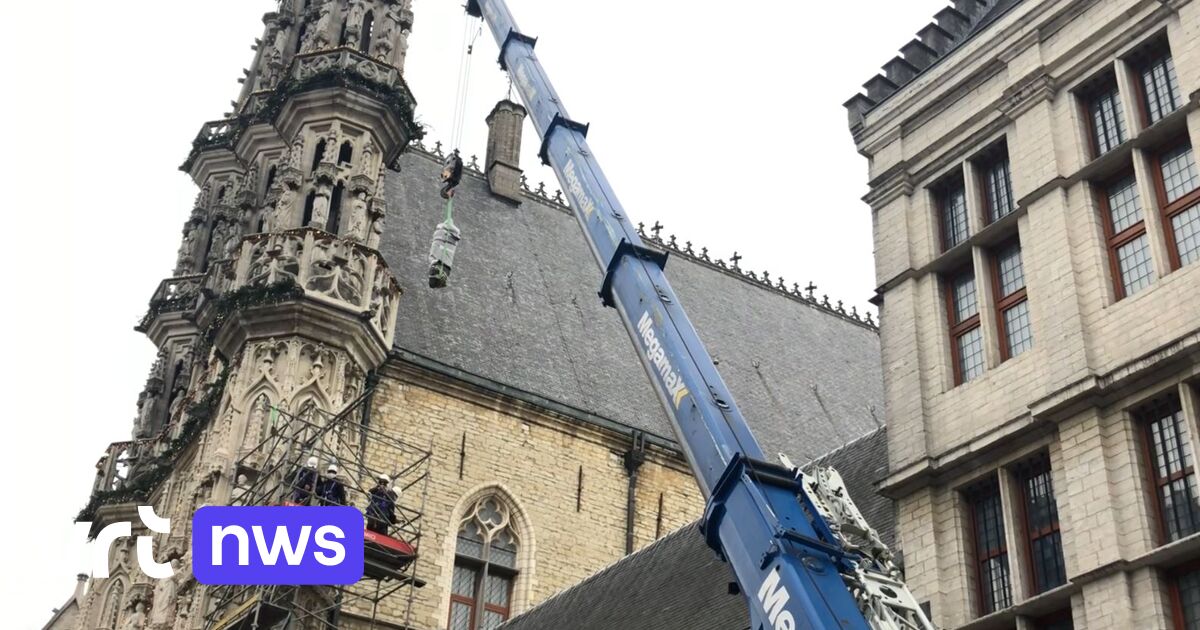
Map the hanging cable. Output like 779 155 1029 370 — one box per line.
427 13 480 289
449 17 483 151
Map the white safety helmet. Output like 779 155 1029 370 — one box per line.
326 464 338 475
306 457 318 468
378 473 391 484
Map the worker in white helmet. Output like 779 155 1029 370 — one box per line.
290 456 320 505
316 463 346 506
365 472 399 535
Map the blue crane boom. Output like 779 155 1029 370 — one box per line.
464 2 932 629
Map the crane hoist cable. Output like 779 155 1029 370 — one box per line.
427 14 479 289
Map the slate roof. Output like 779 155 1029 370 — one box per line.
497 427 893 630
379 149 884 463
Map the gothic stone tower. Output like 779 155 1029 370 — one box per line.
76 1 417 628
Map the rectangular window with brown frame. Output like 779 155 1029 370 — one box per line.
1097 172 1155 299
937 177 971 252
968 477 1013 615
946 268 984 385
449 560 514 630
991 240 1032 360
1140 393 1200 544
979 146 1015 224
1014 454 1065 595
1081 74 1127 158
1152 141 1200 269
1171 563 1200 630
1130 37 1183 127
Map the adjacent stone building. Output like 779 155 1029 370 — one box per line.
846 0 1200 628
53 1 888 629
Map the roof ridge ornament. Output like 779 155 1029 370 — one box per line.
637 219 878 330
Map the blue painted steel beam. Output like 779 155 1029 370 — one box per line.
465 2 872 628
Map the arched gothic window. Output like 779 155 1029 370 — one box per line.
338 20 348 47
295 23 308 55
449 495 520 630
264 166 278 196
101 581 124 630
303 191 317 226
199 224 217 273
361 12 375 54
311 139 327 173
338 141 353 166
328 182 345 233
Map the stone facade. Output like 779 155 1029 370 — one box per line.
848 0 1200 628
362 362 702 629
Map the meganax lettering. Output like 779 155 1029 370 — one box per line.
563 159 596 217
636 311 689 409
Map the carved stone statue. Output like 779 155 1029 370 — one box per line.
231 473 251 504
311 189 331 228
374 17 397 62
175 224 198 274
309 5 335 52
176 349 194 387
150 350 167 384
268 186 296 232
122 600 148 630
225 176 244 207
395 31 409 70
323 128 341 163
133 392 153 440
167 390 185 425
346 0 367 45
244 164 261 198
273 28 289 55
148 555 184 629
347 192 369 241
359 139 377 176
287 136 304 170
221 220 244 259
367 215 384 249
195 183 212 210
260 45 284 89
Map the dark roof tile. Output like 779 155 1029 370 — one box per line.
380 150 884 462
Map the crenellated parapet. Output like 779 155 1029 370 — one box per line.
843 0 1017 131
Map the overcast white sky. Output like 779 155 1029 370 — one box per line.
2 0 950 625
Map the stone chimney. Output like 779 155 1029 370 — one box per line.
74 573 88 607
484 100 527 202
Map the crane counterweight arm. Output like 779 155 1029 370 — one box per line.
464 2 934 629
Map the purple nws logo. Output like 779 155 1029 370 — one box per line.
192 506 364 585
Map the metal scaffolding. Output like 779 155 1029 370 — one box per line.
204 390 431 630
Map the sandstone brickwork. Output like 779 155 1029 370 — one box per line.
849 0 1200 627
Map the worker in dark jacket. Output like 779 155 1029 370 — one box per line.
440 151 464 199
290 456 320 505
365 474 398 536
315 464 346 506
